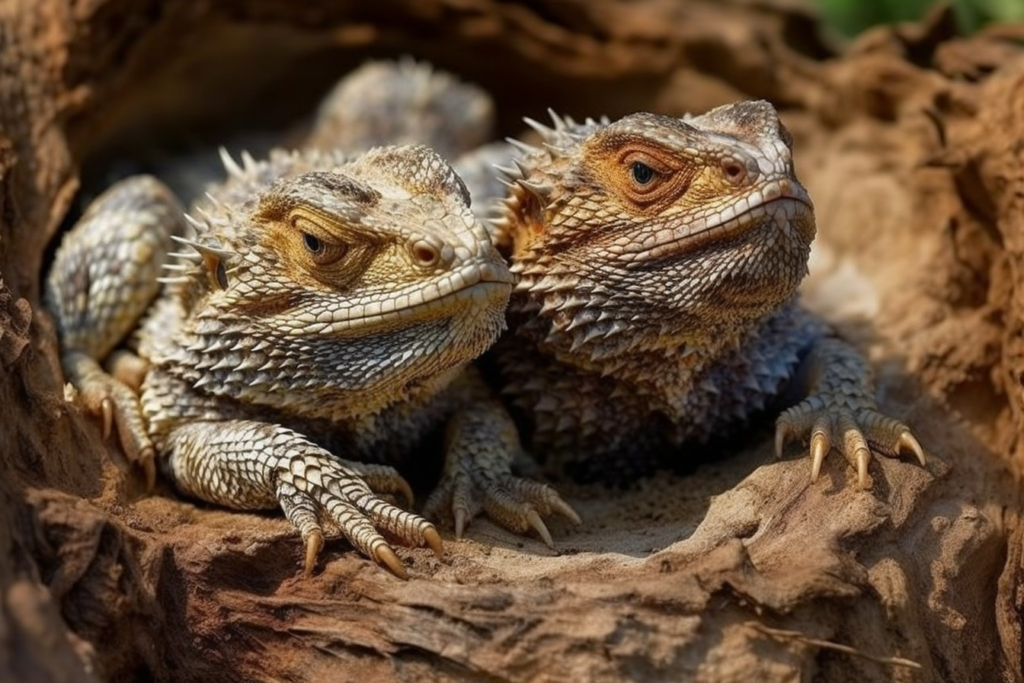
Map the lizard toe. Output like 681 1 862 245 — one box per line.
428 467 580 546
278 468 437 577
278 480 326 575
856 410 927 466
338 460 415 508
776 397 926 487
344 487 442 555
774 397 822 460
73 358 155 487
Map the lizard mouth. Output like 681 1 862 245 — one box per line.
304 262 513 336
633 178 813 260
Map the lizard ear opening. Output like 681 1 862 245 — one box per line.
203 254 229 290
215 260 229 290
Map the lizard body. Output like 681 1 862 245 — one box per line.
486 104 924 484
45 69 578 576
45 60 923 576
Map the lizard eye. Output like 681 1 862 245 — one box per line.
411 240 440 267
631 161 656 185
286 212 349 267
301 232 349 266
302 232 323 255
288 215 352 270
721 158 747 184
619 150 685 206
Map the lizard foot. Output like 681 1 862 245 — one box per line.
422 466 581 548
336 460 415 509
276 458 442 579
774 397 925 489
165 420 442 579
67 351 156 490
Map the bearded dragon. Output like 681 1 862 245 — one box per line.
43 62 580 578
484 103 925 485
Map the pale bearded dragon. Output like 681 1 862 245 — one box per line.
44 62 577 578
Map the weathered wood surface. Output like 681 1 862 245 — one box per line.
0 2 1021 681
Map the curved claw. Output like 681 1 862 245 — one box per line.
838 414 872 489
423 526 445 560
552 497 582 526
899 431 926 466
375 545 409 580
810 432 829 483
856 449 871 489
396 478 415 509
526 509 554 548
100 397 114 440
774 422 790 460
303 529 324 577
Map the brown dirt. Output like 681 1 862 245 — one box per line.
0 1 1022 682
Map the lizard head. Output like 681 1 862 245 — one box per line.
165 145 512 418
497 101 814 363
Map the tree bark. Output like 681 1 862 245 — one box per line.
0 1 1020 682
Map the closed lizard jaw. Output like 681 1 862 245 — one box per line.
282 260 513 338
624 176 814 262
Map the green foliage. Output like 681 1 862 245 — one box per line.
813 0 1024 36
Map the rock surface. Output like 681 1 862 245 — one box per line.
0 2 1021 682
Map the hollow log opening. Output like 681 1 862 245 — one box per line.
0 2 1021 682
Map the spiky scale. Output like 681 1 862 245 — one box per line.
219 147 245 180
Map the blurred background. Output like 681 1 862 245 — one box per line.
68 0 1024 206
815 0 1023 35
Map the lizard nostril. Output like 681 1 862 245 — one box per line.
412 240 440 267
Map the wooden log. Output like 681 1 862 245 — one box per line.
0 2 1019 681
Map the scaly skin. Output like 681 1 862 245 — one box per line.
301 61 580 545
46 61 581 576
45 176 187 490
45 142 528 578
487 103 925 486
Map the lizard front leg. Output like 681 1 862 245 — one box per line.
163 419 442 578
774 336 926 488
45 176 187 489
423 371 580 546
